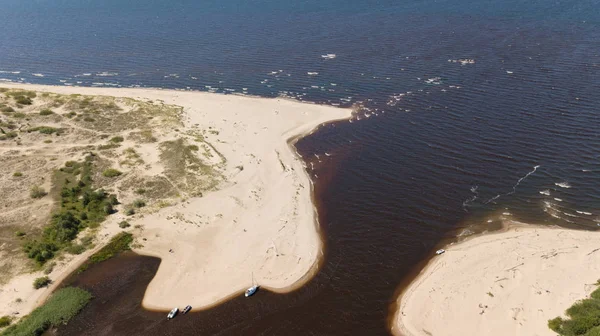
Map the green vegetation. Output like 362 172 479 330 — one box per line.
39 109 53 116
0 316 12 328
0 132 17 141
118 221 130 229
12 112 25 119
134 188 146 195
132 199 146 208
15 96 32 105
27 126 59 135
97 142 120 150
549 285 600 335
102 168 122 178
125 208 135 216
30 186 47 199
22 156 119 265
32 276 51 289
109 136 124 143
14 231 25 237
0 287 91 336
12 172 22 177
1 106 14 113
77 232 133 274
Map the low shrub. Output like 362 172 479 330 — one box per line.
30 186 47 199
14 96 32 105
118 221 130 229
12 172 22 177
39 109 53 116
125 208 135 216
1 106 14 113
132 199 146 208
110 136 124 143
0 316 12 328
102 168 122 178
33 276 51 289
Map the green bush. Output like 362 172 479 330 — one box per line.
0 287 91 336
134 188 146 195
14 231 25 237
102 168 122 178
14 96 32 105
0 316 12 328
12 112 25 118
549 284 600 335
1 106 14 113
33 276 51 289
39 109 53 116
30 186 47 199
188 144 199 151
13 172 22 177
125 208 135 216
0 132 17 141
110 136 124 143
132 199 146 208
118 221 130 229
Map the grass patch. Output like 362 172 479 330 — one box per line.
109 136 124 143
132 199 146 208
77 232 132 274
97 143 120 150
118 221 130 229
13 172 22 177
30 186 47 199
27 126 60 135
0 287 91 336
33 276 51 289
0 316 12 328
549 285 600 335
1 106 14 113
39 109 53 116
102 168 122 178
0 132 17 141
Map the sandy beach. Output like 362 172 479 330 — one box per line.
393 222 600 336
0 83 351 315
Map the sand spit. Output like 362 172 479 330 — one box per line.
0 83 351 314
393 222 600 336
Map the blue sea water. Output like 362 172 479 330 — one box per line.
2 0 600 334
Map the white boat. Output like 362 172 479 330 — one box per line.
435 249 446 255
167 307 179 320
245 286 259 297
321 53 337 59
245 272 259 297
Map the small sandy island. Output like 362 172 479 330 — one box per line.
0 83 351 317
393 221 600 336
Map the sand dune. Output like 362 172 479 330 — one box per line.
0 83 351 314
393 222 600 336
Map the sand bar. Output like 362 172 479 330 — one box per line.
393 222 600 336
0 83 351 315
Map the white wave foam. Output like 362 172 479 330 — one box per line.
563 212 578 217
307 72 319 76
32 73 44 77
576 211 593 215
485 165 540 203
554 198 563 202
555 182 571 188
539 189 550 196
96 72 118 77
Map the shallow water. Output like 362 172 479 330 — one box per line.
3 0 600 334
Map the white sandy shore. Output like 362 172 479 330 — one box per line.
393 222 600 336
0 83 351 314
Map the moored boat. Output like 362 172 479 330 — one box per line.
182 305 192 314
167 307 179 320
245 285 259 297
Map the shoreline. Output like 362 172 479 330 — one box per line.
391 221 600 336
0 83 352 315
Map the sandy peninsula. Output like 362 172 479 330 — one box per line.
0 83 351 316
393 221 600 336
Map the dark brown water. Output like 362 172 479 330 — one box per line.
4 0 600 335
